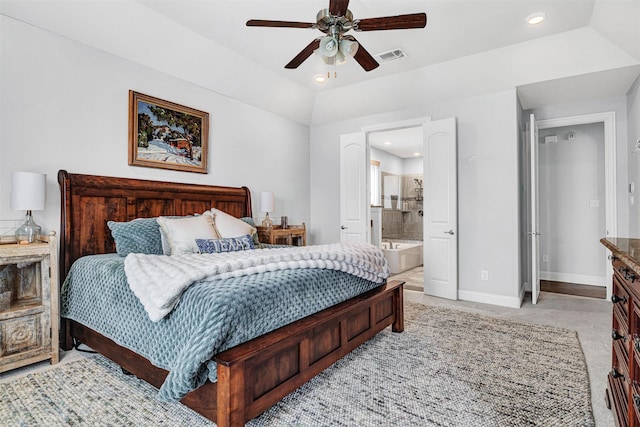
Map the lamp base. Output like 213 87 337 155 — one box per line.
15 210 41 244
262 213 273 228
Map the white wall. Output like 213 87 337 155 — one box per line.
402 157 424 175
628 76 640 237
0 16 310 236
311 90 522 305
538 123 606 283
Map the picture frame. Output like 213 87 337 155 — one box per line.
128 91 209 173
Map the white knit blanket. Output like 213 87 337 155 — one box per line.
124 242 389 322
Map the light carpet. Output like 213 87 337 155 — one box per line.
0 303 594 426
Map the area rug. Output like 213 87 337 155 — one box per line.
0 303 594 426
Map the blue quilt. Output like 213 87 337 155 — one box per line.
61 253 384 402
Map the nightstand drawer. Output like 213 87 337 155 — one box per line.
0 314 42 356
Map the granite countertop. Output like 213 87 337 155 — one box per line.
601 237 640 276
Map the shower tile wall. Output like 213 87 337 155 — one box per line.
382 209 403 239
381 174 423 241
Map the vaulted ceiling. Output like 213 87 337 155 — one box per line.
1 0 639 125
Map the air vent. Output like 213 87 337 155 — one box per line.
375 48 407 63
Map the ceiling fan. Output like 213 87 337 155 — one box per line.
246 0 427 72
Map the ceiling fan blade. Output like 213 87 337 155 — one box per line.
354 13 427 31
246 19 315 29
285 38 322 69
329 0 350 17
343 35 379 71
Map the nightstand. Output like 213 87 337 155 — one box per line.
0 232 59 372
257 223 306 246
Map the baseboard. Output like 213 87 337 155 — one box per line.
458 289 522 308
540 271 606 287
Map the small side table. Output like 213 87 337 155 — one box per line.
257 223 306 246
0 232 59 373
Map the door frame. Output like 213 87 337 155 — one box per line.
535 111 616 299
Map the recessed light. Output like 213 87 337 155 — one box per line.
526 12 545 25
384 141 392 145
413 152 421 156
314 75 326 84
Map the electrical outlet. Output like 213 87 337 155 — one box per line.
542 254 549 263
481 270 489 281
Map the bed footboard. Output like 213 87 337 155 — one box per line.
214 279 404 427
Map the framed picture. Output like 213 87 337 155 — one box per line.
128 91 209 173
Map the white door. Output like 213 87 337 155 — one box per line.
339 132 369 242
423 118 458 299
528 113 541 304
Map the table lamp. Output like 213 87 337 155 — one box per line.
10 171 46 244
260 191 274 227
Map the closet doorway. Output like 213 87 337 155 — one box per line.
533 112 616 300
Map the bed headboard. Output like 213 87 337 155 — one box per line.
58 170 252 281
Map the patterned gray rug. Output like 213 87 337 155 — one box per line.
1 303 594 426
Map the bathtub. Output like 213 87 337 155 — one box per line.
380 241 423 274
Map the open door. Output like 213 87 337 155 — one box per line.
423 118 458 299
527 113 541 304
339 132 369 242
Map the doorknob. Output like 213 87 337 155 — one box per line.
444 230 455 235
341 225 348 230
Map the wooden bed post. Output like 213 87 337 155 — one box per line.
393 283 404 333
217 361 246 427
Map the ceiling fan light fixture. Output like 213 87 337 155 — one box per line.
526 12 545 25
339 39 359 57
318 36 339 57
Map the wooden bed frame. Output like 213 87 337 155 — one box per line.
58 170 404 427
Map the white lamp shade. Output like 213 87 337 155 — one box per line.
260 191 274 213
10 171 46 211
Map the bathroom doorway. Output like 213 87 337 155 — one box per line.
368 126 425 282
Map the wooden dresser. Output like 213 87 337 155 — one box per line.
0 233 59 372
601 237 640 426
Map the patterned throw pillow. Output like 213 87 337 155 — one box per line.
107 218 163 256
196 235 255 253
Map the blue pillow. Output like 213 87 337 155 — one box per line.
107 218 163 256
240 217 260 245
196 235 255 253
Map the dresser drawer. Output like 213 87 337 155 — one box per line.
609 371 630 427
633 381 640 426
614 258 639 288
613 306 630 359
612 274 631 318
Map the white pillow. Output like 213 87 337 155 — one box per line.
157 212 219 254
209 207 257 238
